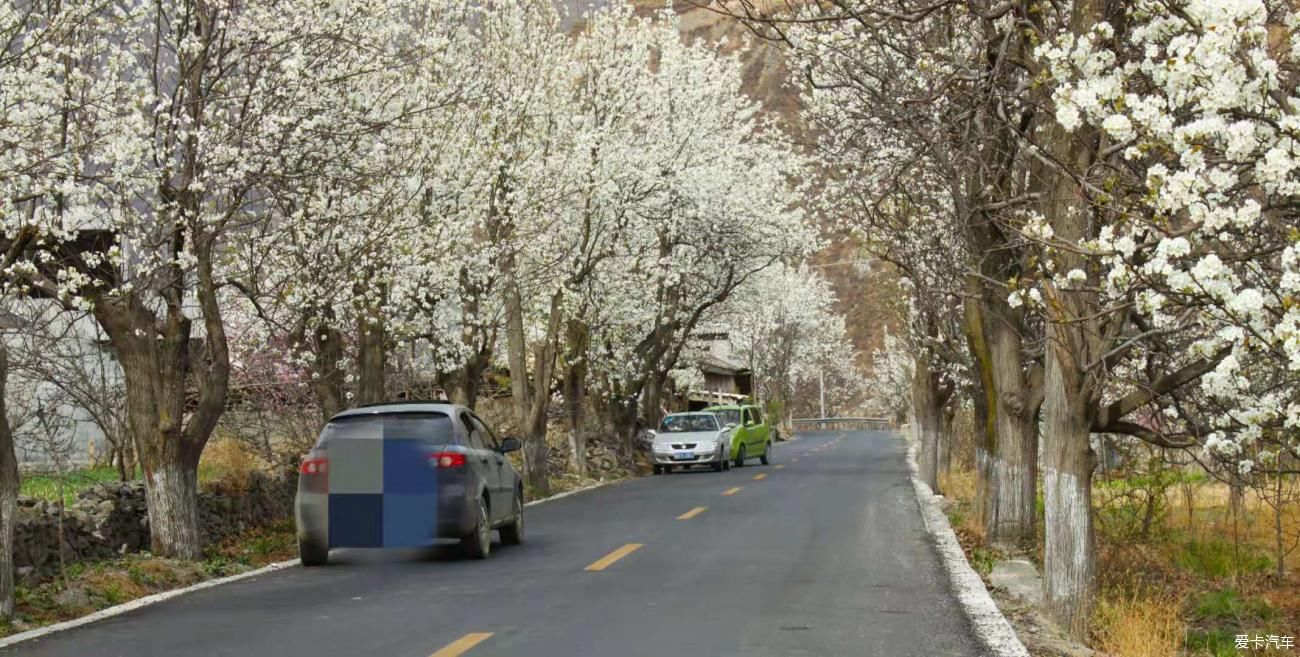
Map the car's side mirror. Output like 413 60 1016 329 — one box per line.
499 437 523 453
646 430 657 439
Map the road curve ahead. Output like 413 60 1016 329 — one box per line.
7 430 984 657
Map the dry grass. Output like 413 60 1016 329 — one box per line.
940 468 985 542
1093 591 1185 657
1164 479 1300 574
941 463 1299 656
198 437 259 492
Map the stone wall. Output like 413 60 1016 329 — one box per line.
13 471 296 580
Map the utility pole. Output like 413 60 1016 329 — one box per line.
819 369 826 418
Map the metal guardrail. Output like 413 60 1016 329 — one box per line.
791 417 892 431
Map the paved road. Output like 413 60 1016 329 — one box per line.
6 430 984 657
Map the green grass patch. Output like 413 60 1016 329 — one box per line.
1194 589 1276 623
20 466 125 505
1 525 294 638
1174 538 1272 578
1186 627 1248 657
967 545 999 576
204 519 297 567
946 506 967 530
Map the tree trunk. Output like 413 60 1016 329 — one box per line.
970 382 994 534
1033 0 1114 638
89 235 229 560
0 344 19 619
1276 461 1285 580
439 345 490 410
964 294 1039 547
142 453 202 556
312 322 346 420
911 354 943 493
640 379 663 432
112 330 209 559
105 342 198 557
564 320 590 478
114 438 138 482
504 281 563 498
1041 350 1096 639
985 313 1039 549
939 403 955 479
357 314 386 405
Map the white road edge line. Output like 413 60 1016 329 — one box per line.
904 438 1030 657
0 559 299 650
0 477 626 650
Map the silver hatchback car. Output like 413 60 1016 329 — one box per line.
650 412 732 474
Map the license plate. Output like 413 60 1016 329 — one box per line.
674 451 694 460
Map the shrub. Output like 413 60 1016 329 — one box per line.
198 438 257 492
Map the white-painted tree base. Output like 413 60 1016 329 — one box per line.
905 439 1031 657
0 477 627 649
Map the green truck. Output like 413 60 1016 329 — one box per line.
703 403 773 467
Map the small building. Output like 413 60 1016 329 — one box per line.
681 332 753 411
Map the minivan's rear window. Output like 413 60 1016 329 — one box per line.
316 413 455 446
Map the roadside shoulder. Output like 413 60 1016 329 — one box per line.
1 475 630 650
903 438 1031 657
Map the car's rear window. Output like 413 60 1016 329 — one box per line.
659 414 719 433
316 412 455 446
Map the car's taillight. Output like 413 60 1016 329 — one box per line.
300 456 328 475
430 452 466 468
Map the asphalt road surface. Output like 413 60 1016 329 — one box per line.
6 430 985 657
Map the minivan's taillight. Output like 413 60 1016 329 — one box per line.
300 455 329 475
430 452 466 468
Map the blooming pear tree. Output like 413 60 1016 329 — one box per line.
718 265 858 438
1016 0 1300 630
779 0 1045 544
0 0 473 559
224 0 480 419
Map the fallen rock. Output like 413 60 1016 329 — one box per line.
53 586 91 609
989 558 1043 604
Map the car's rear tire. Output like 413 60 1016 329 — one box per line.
760 442 772 465
460 496 491 559
734 444 746 468
298 539 328 567
500 491 524 546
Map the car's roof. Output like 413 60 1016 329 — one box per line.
664 411 719 417
702 404 752 411
330 401 462 421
